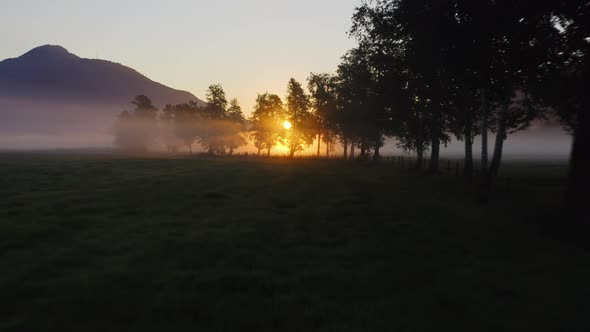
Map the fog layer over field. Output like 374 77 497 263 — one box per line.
0 100 571 161
0 99 120 149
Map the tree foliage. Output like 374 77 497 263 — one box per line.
285 78 315 157
249 93 286 156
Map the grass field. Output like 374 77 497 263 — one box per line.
0 153 588 331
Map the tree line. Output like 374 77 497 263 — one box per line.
115 0 588 222
345 0 587 219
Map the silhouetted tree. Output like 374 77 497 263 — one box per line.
205 84 228 119
336 48 386 160
250 93 285 156
198 84 230 154
396 96 431 169
225 98 248 155
285 78 315 158
308 73 339 157
351 0 553 182
526 0 590 223
352 1 453 169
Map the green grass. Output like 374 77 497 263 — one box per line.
0 153 588 331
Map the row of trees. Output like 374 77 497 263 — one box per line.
343 0 588 217
115 85 247 155
114 80 328 158
115 0 588 221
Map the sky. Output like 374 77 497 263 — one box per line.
1 0 361 114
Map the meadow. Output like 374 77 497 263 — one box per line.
0 153 588 331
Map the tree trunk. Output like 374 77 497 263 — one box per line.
480 104 508 201
257 147 261 156
429 136 440 173
350 144 355 160
566 108 589 224
489 118 507 179
416 126 424 169
416 148 424 169
326 140 330 158
428 102 441 173
343 139 348 160
360 144 366 159
373 144 380 160
317 133 321 158
480 89 489 175
464 121 474 178
267 146 271 157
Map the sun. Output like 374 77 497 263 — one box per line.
283 121 292 130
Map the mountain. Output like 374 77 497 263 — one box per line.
0 45 200 105
0 45 203 149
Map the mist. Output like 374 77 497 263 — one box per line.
0 102 572 162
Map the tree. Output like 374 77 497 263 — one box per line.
448 1 550 184
336 48 386 160
171 102 202 154
205 83 228 119
351 0 552 181
160 104 183 152
165 94 247 156
527 0 590 224
250 93 285 156
446 83 480 177
227 98 244 122
225 98 248 155
198 84 235 154
308 73 339 157
131 95 158 116
285 78 315 158
113 95 158 151
395 96 431 169
351 1 452 169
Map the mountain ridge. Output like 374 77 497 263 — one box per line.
0 45 202 107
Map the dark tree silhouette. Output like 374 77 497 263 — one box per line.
308 73 339 158
528 0 590 224
335 48 385 160
285 78 315 158
226 98 248 155
351 1 455 170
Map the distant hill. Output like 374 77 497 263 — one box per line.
0 45 200 105
0 45 203 149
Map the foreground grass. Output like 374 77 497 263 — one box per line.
0 153 587 331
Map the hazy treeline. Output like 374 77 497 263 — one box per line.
115 85 247 155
